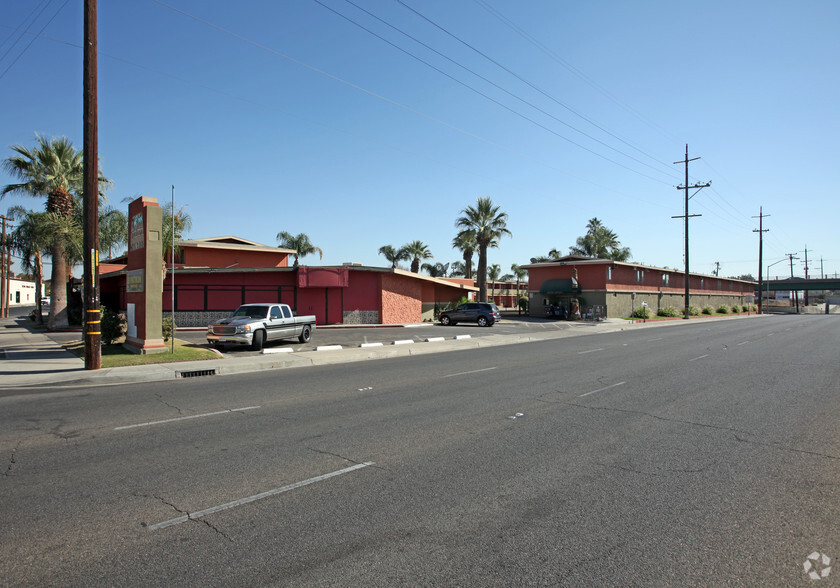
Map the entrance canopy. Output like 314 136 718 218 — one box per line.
539 278 579 295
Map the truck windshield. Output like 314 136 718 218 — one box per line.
232 306 269 319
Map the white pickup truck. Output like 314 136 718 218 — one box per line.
206 303 316 351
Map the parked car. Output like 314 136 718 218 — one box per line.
207 303 316 350
439 302 501 327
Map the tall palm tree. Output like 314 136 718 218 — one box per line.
455 197 511 302
162 203 192 263
449 261 467 277
487 263 501 302
548 248 562 259
277 231 323 267
8 207 51 324
421 261 449 277
403 240 432 273
511 263 527 298
452 231 477 279
569 217 631 261
378 244 409 269
2 135 110 328
98 206 128 259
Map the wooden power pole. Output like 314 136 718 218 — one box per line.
673 145 710 319
83 0 100 369
753 208 769 314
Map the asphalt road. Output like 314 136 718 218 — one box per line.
2 314 838 586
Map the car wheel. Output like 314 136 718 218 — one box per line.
477 316 489 327
440 315 451 326
251 329 265 351
298 325 312 343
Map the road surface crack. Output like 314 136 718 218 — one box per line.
155 393 184 415
733 434 840 461
3 440 21 477
307 447 363 464
564 402 753 436
136 493 233 541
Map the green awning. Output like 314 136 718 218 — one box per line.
539 278 578 295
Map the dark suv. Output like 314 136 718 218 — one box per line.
439 302 501 327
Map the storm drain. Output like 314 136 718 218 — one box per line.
177 368 216 378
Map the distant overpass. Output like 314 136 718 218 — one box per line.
763 278 840 292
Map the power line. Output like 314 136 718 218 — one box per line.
326 0 679 183
395 0 680 177
0 0 71 82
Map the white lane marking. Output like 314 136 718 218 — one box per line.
115 406 260 431
443 367 497 378
737 341 750 346
689 354 709 362
149 462 374 531
577 348 604 355
578 382 626 398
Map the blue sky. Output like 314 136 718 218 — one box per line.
2 0 838 281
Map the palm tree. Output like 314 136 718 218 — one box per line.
378 244 409 269
487 263 501 302
548 248 562 259
277 231 323 267
511 263 527 298
449 261 467 277
403 240 432 273
421 261 449 277
452 231 477 279
2 135 111 328
163 203 192 263
8 207 51 324
569 217 631 261
98 206 128 259
455 197 511 302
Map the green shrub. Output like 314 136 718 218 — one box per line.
657 306 680 317
688 305 700 316
716 305 730 314
702 306 714 315
631 306 651 319
100 307 126 345
743 304 753 313
162 316 176 342
518 296 528 313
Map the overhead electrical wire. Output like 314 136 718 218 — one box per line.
472 0 684 150
328 0 679 184
0 0 70 82
312 0 675 185
395 0 680 177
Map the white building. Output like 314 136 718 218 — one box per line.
5 278 45 306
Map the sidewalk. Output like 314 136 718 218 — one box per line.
0 309 761 390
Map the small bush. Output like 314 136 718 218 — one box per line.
742 305 752 313
657 306 680 317
100 307 126 345
162 316 176 342
702 306 714 315
688 305 700 316
631 306 651 319
716 305 730 314
518 296 528 313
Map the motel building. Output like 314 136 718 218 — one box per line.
524 256 756 319
100 236 478 327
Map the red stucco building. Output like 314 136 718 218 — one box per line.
100 236 477 327
524 256 756 318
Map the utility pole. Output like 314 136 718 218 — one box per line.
752 208 769 314
0 215 7 318
786 252 800 313
803 246 810 306
82 0 100 369
673 145 710 319
713 262 720 277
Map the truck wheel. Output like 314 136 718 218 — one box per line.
440 315 451 326
251 330 265 351
298 325 311 343
477 316 489 327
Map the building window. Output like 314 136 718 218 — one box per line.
700 278 704 289
662 273 669 286
636 269 644 282
607 266 612 281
